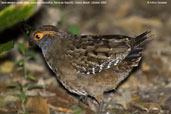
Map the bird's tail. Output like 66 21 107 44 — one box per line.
133 31 151 47
124 31 151 67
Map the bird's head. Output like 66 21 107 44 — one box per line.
29 25 61 54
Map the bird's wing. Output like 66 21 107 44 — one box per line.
66 34 135 74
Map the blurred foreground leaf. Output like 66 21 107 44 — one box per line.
18 43 25 55
0 2 37 31
0 40 14 53
68 24 80 35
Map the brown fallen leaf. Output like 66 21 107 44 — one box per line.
48 104 73 113
142 62 151 72
0 61 15 73
128 101 162 113
144 102 162 113
25 96 49 114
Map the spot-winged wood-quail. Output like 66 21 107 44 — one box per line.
29 25 150 112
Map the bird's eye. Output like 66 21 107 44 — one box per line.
34 33 43 40
36 35 40 39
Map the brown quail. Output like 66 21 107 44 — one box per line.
29 25 150 112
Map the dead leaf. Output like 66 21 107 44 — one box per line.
0 61 15 73
48 104 73 113
25 96 49 114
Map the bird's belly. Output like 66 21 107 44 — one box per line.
58 68 121 98
59 79 88 96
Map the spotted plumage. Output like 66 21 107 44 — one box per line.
29 25 150 111
66 35 131 75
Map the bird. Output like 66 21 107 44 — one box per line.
29 25 150 112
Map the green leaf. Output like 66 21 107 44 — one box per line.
68 24 80 35
0 97 5 107
73 107 85 114
0 2 37 31
28 85 44 90
26 50 36 59
27 75 36 81
20 92 27 103
0 40 14 53
7 83 19 88
16 59 25 67
18 43 25 55
10 91 21 97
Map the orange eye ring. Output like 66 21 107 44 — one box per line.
34 33 43 40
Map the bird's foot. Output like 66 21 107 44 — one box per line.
96 101 109 114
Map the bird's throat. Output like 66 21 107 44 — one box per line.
38 38 56 56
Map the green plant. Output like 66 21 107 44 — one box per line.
7 82 43 114
16 43 36 80
68 24 80 35
73 107 85 114
8 42 43 113
0 40 14 53
0 1 37 31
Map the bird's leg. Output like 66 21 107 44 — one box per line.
79 96 99 112
79 95 101 112
87 97 99 112
96 95 106 114
97 101 105 114
78 95 88 106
